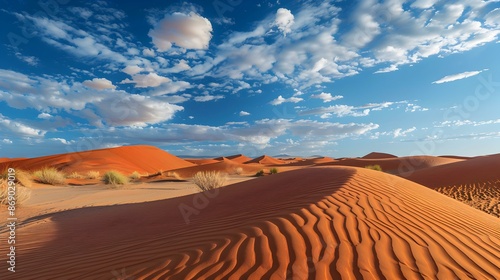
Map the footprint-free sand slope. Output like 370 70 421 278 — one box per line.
2 167 499 279
0 145 195 175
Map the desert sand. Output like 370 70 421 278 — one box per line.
1 146 499 279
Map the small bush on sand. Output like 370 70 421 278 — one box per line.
103 170 129 186
86 171 100 179
233 167 243 175
192 171 226 192
270 168 279 174
32 167 66 185
66 172 84 179
0 178 32 206
255 170 265 177
365 165 383 171
130 171 141 180
1 169 32 188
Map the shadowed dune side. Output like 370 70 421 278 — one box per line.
245 155 287 165
318 155 463 174
3 167 499 279
225 154 253 164
405 153 500 218
361 152 398 159
280 156 337 166
0 145 195 175
185 158 220 165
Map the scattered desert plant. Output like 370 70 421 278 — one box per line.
0 178 32 206
167 171 183 180
269 168 279 174
103 170 129 186
365 165 383 171
255 170 265 177
192 171 226 192
66 171 84 179
130 171 141 180
1 169 32 188
86 170 100 179
233 167 243 175
32 167 66 185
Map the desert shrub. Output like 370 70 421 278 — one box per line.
255 170 265 177
270 168 279 174
32 167 66 185
130 171 141 180
192 171 226 192
0 178 31 206
103 170 129 186
365 165 383 171
233 167 243 175
1 169 33 188
86 170 100 179
66 172 84 179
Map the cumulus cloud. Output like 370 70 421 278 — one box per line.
311 92 343 102
194 94 224 102
123 65 144 75
121 73 171 88
83 78 116 90
149 12 213 51
270 95 303 105
37 113 53 119
275 8 294 36
239 111 250 116
0 114 46 137
432 69 488 84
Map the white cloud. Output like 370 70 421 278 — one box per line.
194 94 224 102
311 58 328 72
270 95 303 105
239 111 250 116
432 69 488 84
83 78 116 90
37 113 53 119
411 0 438 9
393 127 416 138
121 73 171 88
436 119 500 128
275 8 294 36
311 92 343 102
148 12 213 51
0 114 46 137
405 104 429 112
485 8 500 27
123 65 144 75
142 48 156 57
147 81 191 96
2 139 13 144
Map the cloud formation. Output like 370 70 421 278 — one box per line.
149 12 213 51
432 69 488 84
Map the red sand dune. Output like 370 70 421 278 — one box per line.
284 156 336 166
185 158 220 165
438 155 472 160
0 145 195 175
245 155 286 165
3 167 499 279
404 153 500 188
318 155 463 174
169 158 263 178
361 152 398 159
225 154 253 164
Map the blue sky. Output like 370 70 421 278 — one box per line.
1 0 499 158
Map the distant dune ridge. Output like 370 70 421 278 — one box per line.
0 145 195 175
361 152 398 159
3 166 499 279
245 155 286 165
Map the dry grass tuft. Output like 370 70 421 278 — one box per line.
192 171 226 192
66 172 84 179
130 171 141 180
233 167 243 175
1 169 33 188
86 170 100 179
32 167 66 185
435 180 500 218
365 165 383 171
166 171 183 180
103 170 129 186
0 178 32 206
